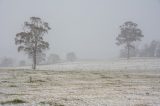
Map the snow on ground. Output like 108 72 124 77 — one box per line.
4 58 160 71
0 58 160 106
0 68 160 106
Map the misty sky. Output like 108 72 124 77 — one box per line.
0 0 160 61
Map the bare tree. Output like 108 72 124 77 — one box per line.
15 17 51 69
116 21 144 59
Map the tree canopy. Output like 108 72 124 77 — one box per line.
116 21 144 59
15 17 51 69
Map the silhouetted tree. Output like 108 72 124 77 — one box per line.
116 21 144 59
15 17 51 69
66 52 77 62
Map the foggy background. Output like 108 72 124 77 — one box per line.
0 0 160 62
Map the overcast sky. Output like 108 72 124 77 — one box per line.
0 0 160 61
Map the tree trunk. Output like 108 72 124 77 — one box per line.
32 49 37 70
127 45 130 59
32 40 37 70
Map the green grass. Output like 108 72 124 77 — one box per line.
99 74 112 79
9 85 17 87
39 101 64 106
0 99 26 105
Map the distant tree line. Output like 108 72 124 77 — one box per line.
46 52 77 64
0 52 77 67
119 40 160 58
139 40 160 57
29 52 77 65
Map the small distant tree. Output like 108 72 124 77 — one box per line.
66 52 77 62
139 41 160 57
148 40 158 57
19 60 26 66
47 54 61 64
116 21 144 59
15 17 51 69
0 57 13 67
139 44 150 57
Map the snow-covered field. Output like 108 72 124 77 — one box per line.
0 58 160 106
5 58 160 71
38 58 160 71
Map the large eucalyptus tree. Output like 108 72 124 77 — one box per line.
15 17 51 69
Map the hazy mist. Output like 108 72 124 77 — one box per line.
0 0 160 61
